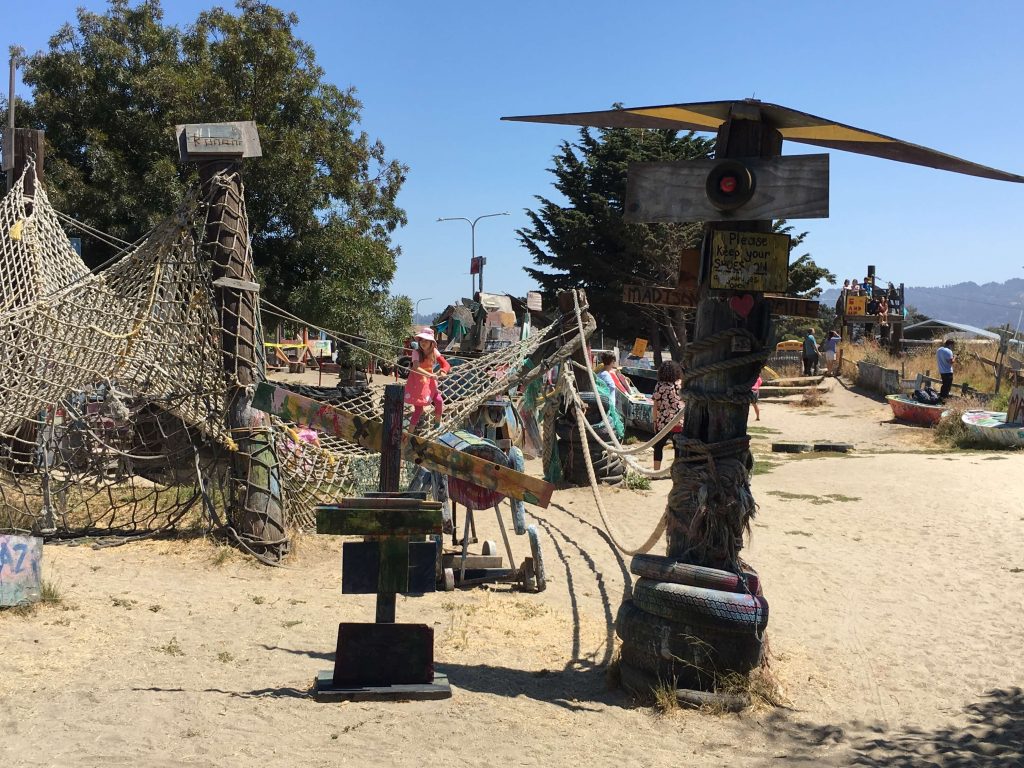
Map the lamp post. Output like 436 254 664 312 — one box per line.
437 211 509 297
414 297 432 324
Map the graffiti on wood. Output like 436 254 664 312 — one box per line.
0 534 42 606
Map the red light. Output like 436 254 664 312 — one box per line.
719 176 737 194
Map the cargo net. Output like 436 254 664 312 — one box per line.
0 163 572 541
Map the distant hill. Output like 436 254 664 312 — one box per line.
820 278 1024 330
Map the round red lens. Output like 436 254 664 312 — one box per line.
719 176 737 194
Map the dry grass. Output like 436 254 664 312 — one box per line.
841 340 1004 394
793 389 826 408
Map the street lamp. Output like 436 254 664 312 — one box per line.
437 211 509 297
414 297 432 323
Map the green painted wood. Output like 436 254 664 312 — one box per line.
253 383 553 507
337 497 442 511
377 538 410 594
315 506 442 536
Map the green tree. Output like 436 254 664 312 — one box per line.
518 122 714 359
18 0 410 354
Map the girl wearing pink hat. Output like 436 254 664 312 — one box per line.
404 327 450 431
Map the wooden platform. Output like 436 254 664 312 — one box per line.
314 670 452 702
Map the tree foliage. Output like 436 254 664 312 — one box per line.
518 123 714 358
17 0 410 354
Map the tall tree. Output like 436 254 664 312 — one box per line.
518 122 714 359
18 0 410 355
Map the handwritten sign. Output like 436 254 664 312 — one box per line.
0 534 42 606
630 338 648 357
709 231 789 293
175 121 262 162
622 285 697 308
845 295 867 316
1007 387 1024 425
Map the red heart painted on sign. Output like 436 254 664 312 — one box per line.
729 294 755 318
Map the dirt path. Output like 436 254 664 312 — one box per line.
2 384 1022 767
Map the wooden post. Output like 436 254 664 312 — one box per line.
671 105 780 567
8 128 45 201
375 384 405 623
198 156 288 562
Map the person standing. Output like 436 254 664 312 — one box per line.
821 330 840 376
651 360 684 471
937 339 956 400
404 328 450 431
750 374 762 421
596 351 621 408
802 328 820 376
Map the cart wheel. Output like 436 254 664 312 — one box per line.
442 568 455 592
481 540 499 557
527 525 546 592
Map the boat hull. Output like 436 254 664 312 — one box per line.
886 395 944 426
961 410 1024 449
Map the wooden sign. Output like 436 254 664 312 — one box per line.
845 295 867 316
623 284 697 308
625 154 829 223
764 295 821 319
251 383 553 507
0 534 42 606
630 338 649 357
1007 387 1024 425
709 231 790 292
527 291 543 312
175 121 262 161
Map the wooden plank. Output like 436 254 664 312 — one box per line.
331 623 435 687
377 538 410 594
314 670 451 702
625 154 829 223
337 497 441 511
764 294 820 319
316 506 442 536
252 383 554 507
212 276 260 292
709 231 790 292
622 284 697 307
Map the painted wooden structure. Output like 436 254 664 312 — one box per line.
961 410 1024 449
250 383 553 507
0 534 42 606
313 384 451 702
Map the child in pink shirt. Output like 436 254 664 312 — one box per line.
404 328 450 431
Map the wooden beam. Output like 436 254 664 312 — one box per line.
625 154 829 223
251 383 554 507
315 506 442 536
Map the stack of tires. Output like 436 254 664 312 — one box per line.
555 416 625 486
616 554 769 710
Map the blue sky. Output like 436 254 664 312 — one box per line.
5 1 1024 315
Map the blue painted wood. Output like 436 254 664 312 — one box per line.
0 534 42 606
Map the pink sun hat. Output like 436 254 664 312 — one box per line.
414 327 435 343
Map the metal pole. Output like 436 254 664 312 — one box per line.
438 212 508 299
6 48 22 192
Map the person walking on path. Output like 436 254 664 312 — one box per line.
802 329 820 376
651 360 684 472
822 330 840 376
937 339 956 400
404 327 450 431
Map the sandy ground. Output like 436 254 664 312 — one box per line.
2 380 1023 767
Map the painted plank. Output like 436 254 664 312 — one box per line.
622 285 697 308
336 497 441 511
316 506 442 536
377 537 410 594
252 383 554 507
314 670 451 702
625 154 829 223
0 534 42 606
331 623 435 687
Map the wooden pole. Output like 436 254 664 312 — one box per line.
670 104 780 567
198 158 289 562
374 384 405 623
9 128 45 203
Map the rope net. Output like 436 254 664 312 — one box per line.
0 164 571 540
